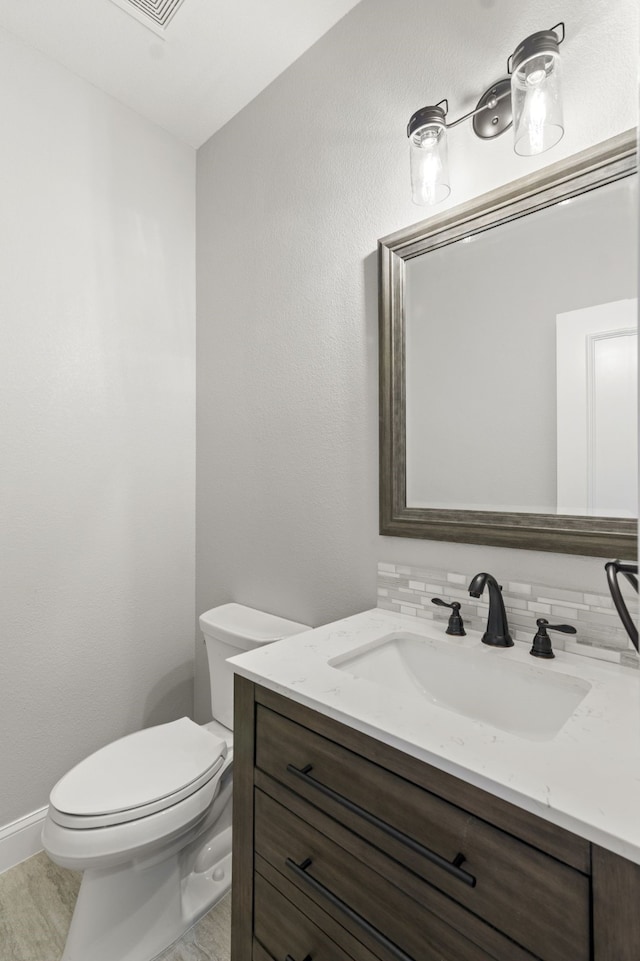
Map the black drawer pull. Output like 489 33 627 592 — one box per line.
286 763 476 888
285 955 312 961
286 857 415 961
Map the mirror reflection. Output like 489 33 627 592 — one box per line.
405 176 637 518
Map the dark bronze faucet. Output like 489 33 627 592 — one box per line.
605 559 639 652
468 572 513 647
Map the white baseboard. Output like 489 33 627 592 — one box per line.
0 807 47 875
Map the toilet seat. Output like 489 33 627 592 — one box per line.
49 718 226 829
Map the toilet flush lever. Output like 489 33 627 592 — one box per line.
431 598 466 636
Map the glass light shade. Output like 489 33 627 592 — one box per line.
511 39 564 156
409 123 450 206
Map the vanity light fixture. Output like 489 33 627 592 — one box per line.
408 23 565 205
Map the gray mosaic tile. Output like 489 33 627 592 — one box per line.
538 586 587 604
584 593 612 607
378 562 637 670
507 581 532 595
447 573 467 584
377 598 396 612
564 640 622 664
550 605 580 620
576 608 626 628
505 597 529 611
538 596 590 611
527 601 552 615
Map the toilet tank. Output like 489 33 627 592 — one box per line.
199 603 311 730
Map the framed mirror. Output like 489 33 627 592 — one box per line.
379 130 638 556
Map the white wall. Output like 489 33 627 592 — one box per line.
195 0 638 720
0 29 196 828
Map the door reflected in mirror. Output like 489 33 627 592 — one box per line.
556 298 637 517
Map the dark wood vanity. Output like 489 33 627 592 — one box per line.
232 676 640 961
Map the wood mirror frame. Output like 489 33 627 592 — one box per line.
379 129 638 557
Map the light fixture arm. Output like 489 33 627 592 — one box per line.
409 81 512 141
444 87 511 130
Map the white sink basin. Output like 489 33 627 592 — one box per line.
329 632 592 741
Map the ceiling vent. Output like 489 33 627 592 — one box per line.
108 0 189 36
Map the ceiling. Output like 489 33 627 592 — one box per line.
0 0 362 147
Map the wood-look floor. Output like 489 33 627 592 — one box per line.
0 851 231 961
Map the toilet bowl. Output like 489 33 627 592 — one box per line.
41 604 310 961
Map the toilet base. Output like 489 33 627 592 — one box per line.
60 835 232 961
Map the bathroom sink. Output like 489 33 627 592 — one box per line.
329 633 592 741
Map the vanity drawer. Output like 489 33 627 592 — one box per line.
255 788 547 961
254 869 379 961
255 705 590 961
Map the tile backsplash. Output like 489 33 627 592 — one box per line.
378 562 639 669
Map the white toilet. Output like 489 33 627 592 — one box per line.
42 603 309 961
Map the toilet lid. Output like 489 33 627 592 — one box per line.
49 718 226 828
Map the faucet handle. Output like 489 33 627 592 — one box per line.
530 618 577 659
545 621 578 634
431 598 466 636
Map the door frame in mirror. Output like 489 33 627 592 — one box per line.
379 129 638 556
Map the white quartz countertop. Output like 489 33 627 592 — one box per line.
229 607 640 864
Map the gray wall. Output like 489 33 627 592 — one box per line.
195 0 638 720
0 29 196 827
